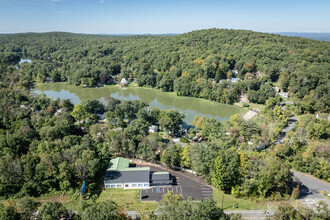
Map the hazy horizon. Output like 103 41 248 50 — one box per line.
1 30 330 35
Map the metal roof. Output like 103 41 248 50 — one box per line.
151 172 171 181
107 157 130 171
107 157 149 171
104 170 150 183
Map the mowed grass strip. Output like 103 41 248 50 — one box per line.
98 188 158 211
213 189 269 210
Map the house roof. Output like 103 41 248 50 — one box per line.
120 78 128 84
104 170 150 183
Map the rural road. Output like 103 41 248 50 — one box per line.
293 171 330 207
126 210 275 219
274 114 297 145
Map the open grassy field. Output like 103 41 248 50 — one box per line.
213 189 272 210
98 188 158 211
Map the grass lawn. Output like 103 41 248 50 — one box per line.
213 189 273 210
98 188 158 211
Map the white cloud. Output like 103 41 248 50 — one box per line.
101 0 105 4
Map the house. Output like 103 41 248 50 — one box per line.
256 143 266 151
148 125 159 133
274 86 280 93
279 92 289 98
45 77 52 83
54 108 64 116
243 110 258 121
96 112 106 120
230 78 240 83
120 78 128 86
104 157 173 189
232 70 239 75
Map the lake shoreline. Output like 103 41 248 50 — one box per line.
32 82 247 125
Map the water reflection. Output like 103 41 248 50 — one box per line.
33 83 246 124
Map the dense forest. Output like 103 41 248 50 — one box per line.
0 29 329 112
0 29 329 218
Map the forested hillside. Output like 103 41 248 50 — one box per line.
0 29 329 218
0 29 329 112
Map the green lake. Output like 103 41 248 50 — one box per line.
33 83 246 125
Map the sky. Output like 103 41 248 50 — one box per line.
1 0 330 34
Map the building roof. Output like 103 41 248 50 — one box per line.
107 157 129 171
107 157 149 171
104 170 150 183
231 78 240 83
120 78 128 84
150 172 172 185
243 110 258 121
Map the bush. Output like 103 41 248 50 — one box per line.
180 137 189 143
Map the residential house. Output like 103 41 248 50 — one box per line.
148 125 159 133
45 77 52 83
230 78 240 83
120 78 128 86
279 92 289 98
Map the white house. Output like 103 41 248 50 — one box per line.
148 125 159 133
279 92 289 98
230 78 240 83
120 78 128 86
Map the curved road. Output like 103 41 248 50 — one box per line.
293 171 330 207
272 105 330 208
274 114 297 145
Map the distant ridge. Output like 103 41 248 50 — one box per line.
275 32 330 41
1 30 330 41
96 33 180 37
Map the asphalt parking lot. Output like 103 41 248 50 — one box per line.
140 164 213 202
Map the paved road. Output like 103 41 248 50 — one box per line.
293 171 330 207
126 210 275 219
274 114 297 145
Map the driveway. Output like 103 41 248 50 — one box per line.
140 164 213 202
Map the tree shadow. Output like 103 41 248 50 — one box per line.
105 170 122 181
172 176 178 186
295 181 319 199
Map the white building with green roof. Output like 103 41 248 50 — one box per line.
104 157 173 189
104 157 150 189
